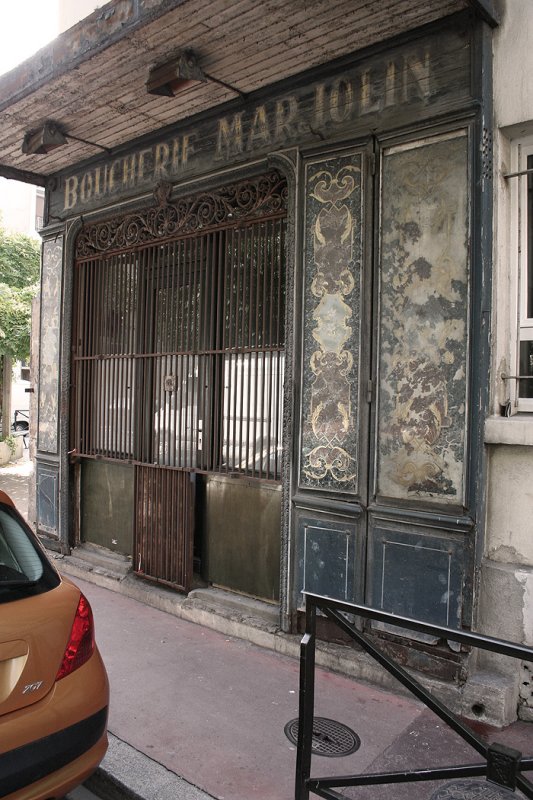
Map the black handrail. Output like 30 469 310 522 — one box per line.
295 592 533 800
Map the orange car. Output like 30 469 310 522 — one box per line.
0 491 109 800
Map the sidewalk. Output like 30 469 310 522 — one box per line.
0 458 531 799
67 576 533 800
0 447 32 519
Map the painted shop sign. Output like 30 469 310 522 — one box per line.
52 25 472 218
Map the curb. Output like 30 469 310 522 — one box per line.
85 734 216 800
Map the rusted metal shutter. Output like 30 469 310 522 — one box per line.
134 466 194 590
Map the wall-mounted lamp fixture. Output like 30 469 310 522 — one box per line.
22 122 112 157
147 50 207 96
21 122 67 155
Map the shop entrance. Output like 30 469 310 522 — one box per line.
71 173 287 599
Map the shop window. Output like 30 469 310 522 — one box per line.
71 175 287 480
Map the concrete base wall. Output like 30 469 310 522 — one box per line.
480 443 533 723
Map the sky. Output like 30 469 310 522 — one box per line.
0 1 59 76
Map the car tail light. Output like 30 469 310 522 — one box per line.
56 593 95 681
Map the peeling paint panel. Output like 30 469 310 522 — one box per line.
38 238 63 455
296 511 363 605
36 462 59 537
376 131 470 505
368 520 466 632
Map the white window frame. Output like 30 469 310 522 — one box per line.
511 135 533 412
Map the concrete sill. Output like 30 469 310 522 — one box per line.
485 415 533 446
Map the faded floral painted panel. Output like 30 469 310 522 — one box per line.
38 237 63 454
300 152 363 493
377 132 469 504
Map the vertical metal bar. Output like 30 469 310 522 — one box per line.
227 228 235 352
94 259 102 453
199 232 209 470
252 223 263 478
121 254 126 457
76 262 84 453
275 219 285 478
104 256 111 454
96 258 103 454
185 236 193 468
164 242 177 466
258 222 270 478
109 253 116 457
177 239 185 466
145 246 156 463
213 231 224 471
232 228 241 471
246 224 254 474
132 252 141 462
238 226 247 471
295 599 316 800
198 233 206 470
116 254 124 457
79 255 86 451
78 262 88 453
267 219 275 479
224 230 234 472
110 254 116 455
121 255 126 457
191 234 200 467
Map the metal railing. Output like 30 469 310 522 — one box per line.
295 592 533 800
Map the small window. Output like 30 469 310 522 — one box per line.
35 188 45 232
511 138 533 411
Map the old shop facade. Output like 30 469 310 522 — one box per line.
37 13 493 696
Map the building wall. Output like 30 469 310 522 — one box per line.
0 179 40 239
33 7 530 725
482 0 533 721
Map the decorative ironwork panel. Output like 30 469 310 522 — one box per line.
36 461 59 536
300 152 364 493
75 173 287 258
377 131 469 505
38 238 63 454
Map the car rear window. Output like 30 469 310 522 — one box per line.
0 504 60 601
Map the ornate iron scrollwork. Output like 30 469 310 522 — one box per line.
75 171 288 258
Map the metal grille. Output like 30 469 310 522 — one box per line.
71 178 286 481
135 466 194 589
71 252 137 459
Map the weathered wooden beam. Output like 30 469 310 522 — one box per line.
467 0 500 27
0 164 47 186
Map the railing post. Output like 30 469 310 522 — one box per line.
295 597 316 800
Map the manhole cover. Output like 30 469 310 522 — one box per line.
430 780 516 800
284 717 361 757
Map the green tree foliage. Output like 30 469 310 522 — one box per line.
0 226 40 361
0 284 36 361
